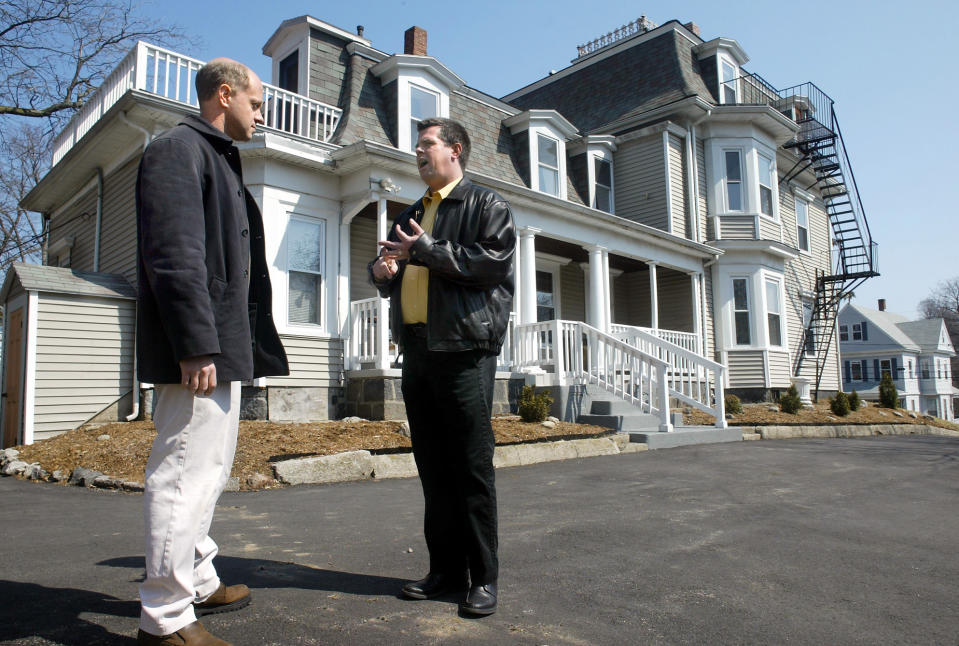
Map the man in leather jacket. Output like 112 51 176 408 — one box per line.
370 117 515 616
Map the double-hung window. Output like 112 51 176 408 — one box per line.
921 360 930 379
537 134 560 196
724 151 743 211
796 198 810 251
733 278 751 345
593 156 612 212
765 279 783 346
851 362 863 381
852 323 862 341
802 300 815 355
287 217 325 327
839 324 849 342
880 360 892 379
721 60 738 103
410 84 439 151
758 154 775 217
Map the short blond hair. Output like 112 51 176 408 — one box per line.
195 59 250 101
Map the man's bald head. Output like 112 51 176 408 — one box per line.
196 58 253 103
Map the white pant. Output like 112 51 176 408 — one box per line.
139 382 240 635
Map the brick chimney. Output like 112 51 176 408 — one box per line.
878 298 886 311
404 26 427 55
684 22 701 37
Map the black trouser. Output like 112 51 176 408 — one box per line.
401 328 499 585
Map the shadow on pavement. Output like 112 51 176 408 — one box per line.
0 580 138 644
98 555 408 597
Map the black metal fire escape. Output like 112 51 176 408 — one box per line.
734 77 880 398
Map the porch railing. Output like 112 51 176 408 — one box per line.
52 41 342 164
610 324 725 426
611 324 698 354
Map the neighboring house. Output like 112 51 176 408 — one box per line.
839 300 955 419
2 14 878 446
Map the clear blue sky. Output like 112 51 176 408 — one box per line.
141 0 957 318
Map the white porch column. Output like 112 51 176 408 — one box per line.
585 245 605 331
375 193 390 370
648 261 659 330
690 272 703 355
601 248 612 333
520 227 539 325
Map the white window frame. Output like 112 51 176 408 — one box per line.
764 277 784 348
534 255 565 321
731 276 752 346
839 324 849 342
801 298 816 356
880 359 892 379
757 152 776 220
408 83 440 151
723 148 745 213
852 323 862 341
534 131 563 198
795 196 810 253
270 39 309 99
718 55 739 104
851 361 863 381
589 152 614 213
397 72 450 154
285 214 327 331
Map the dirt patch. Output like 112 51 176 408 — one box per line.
684 401 959 430
12 416 608 490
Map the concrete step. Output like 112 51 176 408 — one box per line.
629 426 742 449
577 413 662 432
589 399 649 416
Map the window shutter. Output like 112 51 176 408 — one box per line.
861 321 868 341
861 360 868 380
892 358 898 379
873 359 880 381
844 361 851 383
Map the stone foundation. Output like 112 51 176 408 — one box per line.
139 385 344 422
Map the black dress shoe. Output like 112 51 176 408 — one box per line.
401 572 467 600
460 583 497 616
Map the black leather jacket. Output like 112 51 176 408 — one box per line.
370 177 516 353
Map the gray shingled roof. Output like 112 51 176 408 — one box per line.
4 263 135 300
896 319 948 350
841 304 918 350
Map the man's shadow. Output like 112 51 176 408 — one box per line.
99 555 408 597
0 580 139 644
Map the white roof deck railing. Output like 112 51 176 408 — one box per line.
52 42 343 164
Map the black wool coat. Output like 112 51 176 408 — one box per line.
136 115 288 384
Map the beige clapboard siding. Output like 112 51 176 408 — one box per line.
560 263 585 322
49 187 97 270
767 351 791 387
657 269 693 332
267 334 343 387
697 138 709 242
614 137 668 230
758 216 781 243
350 216 378 303
98 157 140 283
720 216 755 239
668 134 687 238
703 269 715 359
33 294 134 435
727 351 766 387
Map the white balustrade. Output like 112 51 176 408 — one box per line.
52 41 342 164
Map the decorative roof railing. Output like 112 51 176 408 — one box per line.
576 16 658 58
51 42 342 164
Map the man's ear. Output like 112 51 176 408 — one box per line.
450 142 463 162
217 83 232 108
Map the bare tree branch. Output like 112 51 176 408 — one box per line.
918 277 959 388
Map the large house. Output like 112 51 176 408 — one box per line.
1 15 878 447
839 300 955 419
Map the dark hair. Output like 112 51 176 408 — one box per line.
416 117 471 170
195 59 251 102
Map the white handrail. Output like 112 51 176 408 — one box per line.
52 41 343 164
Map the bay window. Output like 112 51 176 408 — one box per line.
724 150 743 211
733 278 751 345
287 217 325 327
765 279 783 346
758 153 774 217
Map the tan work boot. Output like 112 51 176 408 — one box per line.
194 583 251 616
136 621 231 645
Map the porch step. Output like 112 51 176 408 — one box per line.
589 399 646 416
629 426 743 449
577 412 662 432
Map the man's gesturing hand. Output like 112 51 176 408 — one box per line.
378 219 425 262
180 355 217 396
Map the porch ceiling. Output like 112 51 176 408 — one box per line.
534 236 649 273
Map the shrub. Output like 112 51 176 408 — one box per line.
878 373 898 409
779 385 802 414
848 390 861 412
724 394 743 415
830 391 851 416
518 385 554 423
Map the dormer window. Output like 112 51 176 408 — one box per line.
721 58 738 104
593 156 612 212
537 134 560 196
409 84 439 149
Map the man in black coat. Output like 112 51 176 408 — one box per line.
135 58 288 646
371 118 515 616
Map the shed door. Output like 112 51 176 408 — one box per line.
2 307 24 448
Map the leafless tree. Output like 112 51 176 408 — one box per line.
0 0 183 276
918 277 959 387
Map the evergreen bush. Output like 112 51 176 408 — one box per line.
518 385 554 423
878 373 898 409
848 390 861 412
779 384 802 414
830 391 851 416
724 394 743 415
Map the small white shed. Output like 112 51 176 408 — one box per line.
0 264 136 447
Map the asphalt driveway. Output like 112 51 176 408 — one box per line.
1 434 957 645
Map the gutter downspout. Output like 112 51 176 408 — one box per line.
124 115 153 422
686 109 712 244
703 253 722 385
93 168 103 271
